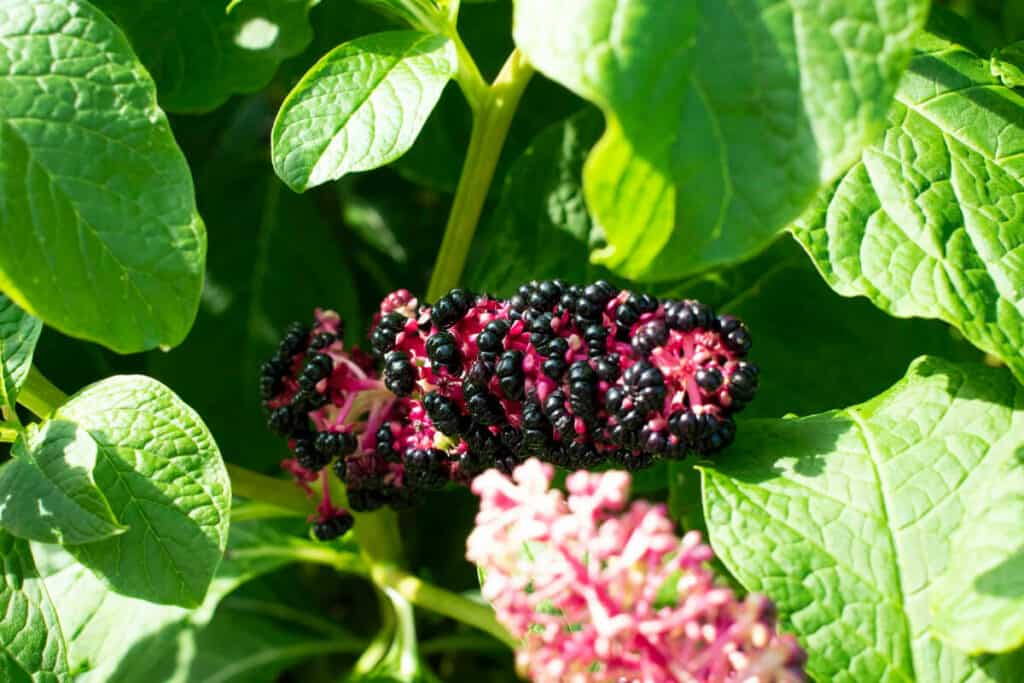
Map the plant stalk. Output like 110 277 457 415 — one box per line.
426 48 535 302
0 423 19 442
371 564 517 648
19 367 68 418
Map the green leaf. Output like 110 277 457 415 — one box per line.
0 0 205 354
91 0 315 113
991 41 1024 88
272 30 457 192
33 516 338 682
702 357 1024 680
792 28 1024 384
0 293 40 408
0 531 68 683
0 420 126 545
147 95 363 471
512 0 929 281
465 107 608 294
54 375 230 607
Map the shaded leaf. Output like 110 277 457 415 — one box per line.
56 375 230 607
148 96 363 471
32 516 343 682
0 0 205 353
0 420 125 545
93 0 316 113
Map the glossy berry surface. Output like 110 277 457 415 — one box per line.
261 282 759 537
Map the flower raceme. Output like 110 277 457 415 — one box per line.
466 459 806 683
259 281 759 538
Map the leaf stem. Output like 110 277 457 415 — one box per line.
426 48 535 301
18 367 68 418
370 564 517 648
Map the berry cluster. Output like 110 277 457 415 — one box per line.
261 282 758 538
373 281 757 471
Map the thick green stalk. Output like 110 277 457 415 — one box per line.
227 464 311 514
19 367 68 418
426 48 535 301
371 564 517 648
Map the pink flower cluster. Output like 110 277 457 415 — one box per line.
467 459 806 683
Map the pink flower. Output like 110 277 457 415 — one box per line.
467 459 806 683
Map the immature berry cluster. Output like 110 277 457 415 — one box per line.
261 282 759 538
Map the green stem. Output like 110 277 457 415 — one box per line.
230 500 306 522
227 464 312 515
19 367 68 418
229 463 404 565
0 423 19 442
371 564 517 649
229 544 368 575
426 48 535 301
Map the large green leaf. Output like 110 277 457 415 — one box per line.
272 30 456 192
702 357 1024 680
0 420 125 545
465 107 608 294
512 0 929 281
0 531 67 683
792 28 1024 384
32 516 345 682
0 293 40 408
0 0 205 353
92 0 315 113
54 375 230 607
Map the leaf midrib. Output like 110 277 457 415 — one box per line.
847 406 918 682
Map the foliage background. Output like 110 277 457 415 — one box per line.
2 0 1023 680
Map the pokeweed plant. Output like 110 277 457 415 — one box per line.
0 0 1021 681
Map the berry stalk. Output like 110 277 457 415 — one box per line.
426 48 534 302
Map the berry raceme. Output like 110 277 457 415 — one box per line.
374 280 758 470
261 282 759 537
